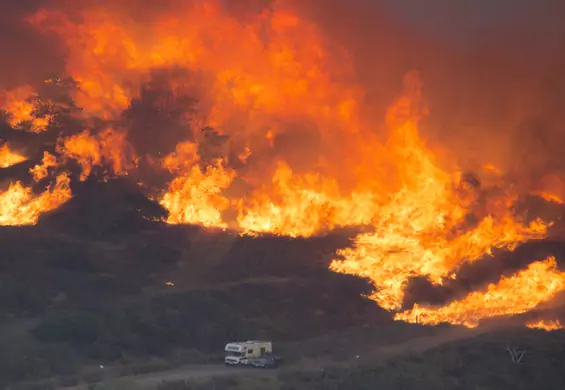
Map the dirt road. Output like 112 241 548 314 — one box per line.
60 326 490 390
133 365 274 388
61 365 275 390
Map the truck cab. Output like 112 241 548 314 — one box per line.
224 340 272 365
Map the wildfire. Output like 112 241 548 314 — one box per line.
29 2 360 129
532 192 564 205
161 162 235 228
0 144 26 168
394 257 565 328
30 152 58 181
526 319 565 331
57 128 137 181
1 86 51 132
237 161 379 237
329 74 549 311
0 0 561 330
0 174 71 226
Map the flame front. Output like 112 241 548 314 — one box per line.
526 319 565 331
0 174 71 226
329 74 548 311
0 0 563 329
395 257 565 328
0 144 27 168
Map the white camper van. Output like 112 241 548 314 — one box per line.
224 340 272 365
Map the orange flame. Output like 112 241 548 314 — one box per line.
161 162 235 228
1 86 51 132
30 152 58 182
533 192 564 204
237 161 378 237
0 174 71 226
29 2 361 128
395 257 565 328
57 128 137 181
160 141 235 228
526 319 564 331
0 144 26 168
329 74 548 311
0 0 558 330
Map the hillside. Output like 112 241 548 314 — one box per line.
277 327 565 390
0 181 563 390
0 183 443 389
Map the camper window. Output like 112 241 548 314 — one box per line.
247 349 254 354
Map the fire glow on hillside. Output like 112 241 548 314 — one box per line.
1 0 564 330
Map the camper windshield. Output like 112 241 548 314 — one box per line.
225 351 243 357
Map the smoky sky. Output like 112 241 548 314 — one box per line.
381 0 565 45
293 0 565 161
0 0 65 89
4 0 563 90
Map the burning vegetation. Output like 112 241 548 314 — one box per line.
527 319 565 331
0 143 26 168
1 0 565 332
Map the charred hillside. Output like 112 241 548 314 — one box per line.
37 177 168 238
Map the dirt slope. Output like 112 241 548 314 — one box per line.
60 326 487 390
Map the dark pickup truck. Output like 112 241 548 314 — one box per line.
248 354 281 369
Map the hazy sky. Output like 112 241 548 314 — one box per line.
380 0 564 44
